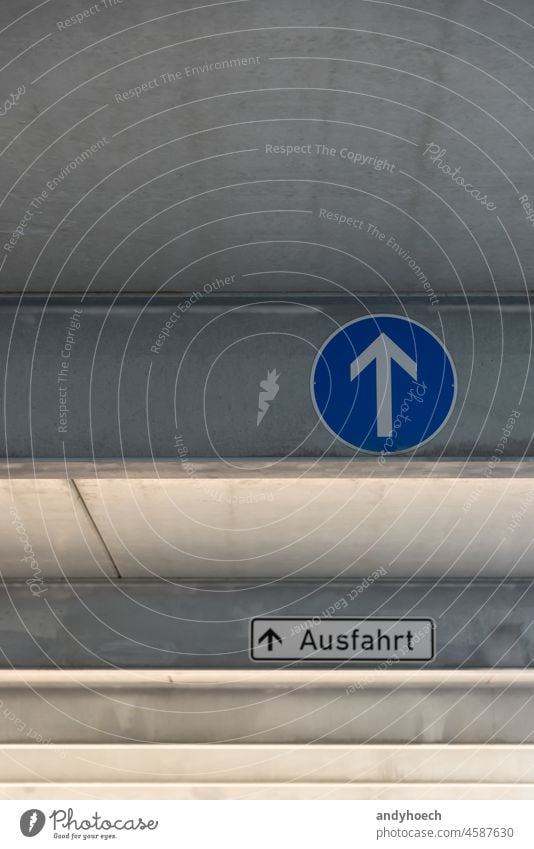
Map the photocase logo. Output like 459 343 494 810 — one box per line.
257 368 280 425
20 809 46 837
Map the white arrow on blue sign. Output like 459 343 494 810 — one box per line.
311 315 457 454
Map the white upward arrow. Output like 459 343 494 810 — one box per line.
350 333 417 437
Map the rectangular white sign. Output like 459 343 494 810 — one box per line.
250 617 435 662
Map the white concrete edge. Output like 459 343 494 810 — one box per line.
0 782 532 789
0 743 532 750
2 459 534 479
3 786 532 799
0 669 533 687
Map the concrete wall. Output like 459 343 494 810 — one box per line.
0 0 532 296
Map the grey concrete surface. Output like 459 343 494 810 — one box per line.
0 295 531 457
0 477 117 578
0 0 532 295
2 458 534 479
0 669 532 744
0 580 532 668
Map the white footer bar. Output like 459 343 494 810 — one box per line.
3 800 534 847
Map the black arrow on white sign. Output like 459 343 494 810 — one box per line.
258 628 283 652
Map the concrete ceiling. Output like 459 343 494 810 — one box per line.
0 0 532 296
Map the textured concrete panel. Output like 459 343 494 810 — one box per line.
0 296 532 458
0 744 531 784
76 476 534 577
0 479 117 578
0 1 532 294
0 580 532 667
0 669 532 744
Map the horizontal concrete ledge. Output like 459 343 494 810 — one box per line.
0 668 534 745
1 580 534 668
2 459 534 479
0 669 532 687
0 744 532 785
3 294 533 305
1 295 532 458
3 464 534 578
0 575 534 669
1 783 533 801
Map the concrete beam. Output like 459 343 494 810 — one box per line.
0 669 532 745
2 783 533 801
2 459 533 578
0 743 531 786
0 580 533 668
0 296 531 459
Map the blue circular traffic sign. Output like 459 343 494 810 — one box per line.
311 315 457 454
